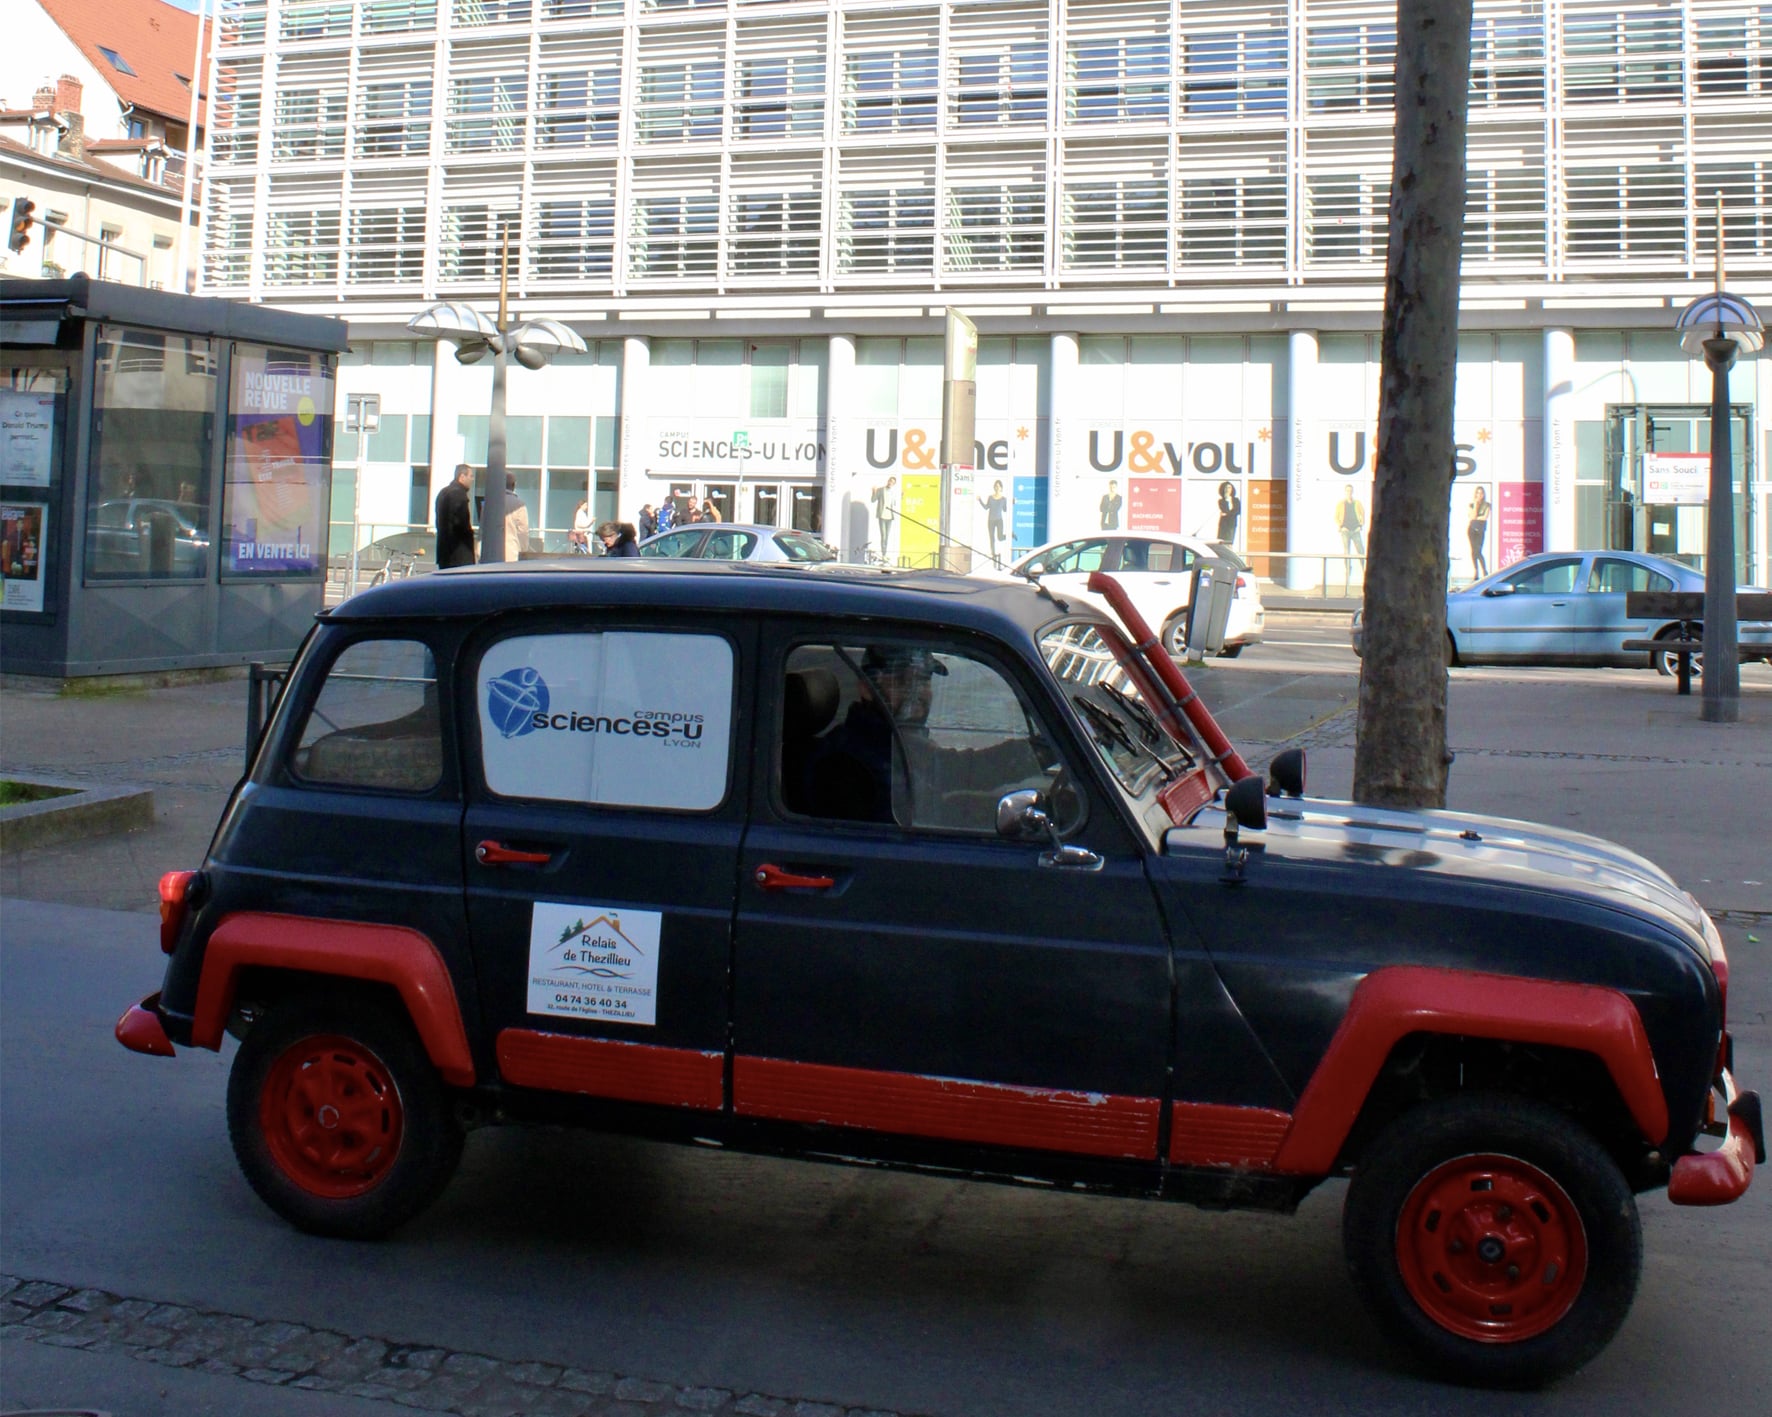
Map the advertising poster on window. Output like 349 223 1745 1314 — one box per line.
1010 475 1047 558
1128 478 1180 532
478 631 734 811
1497 482 1544 568
1 501 48 612
1 391 57 487
223 347 333 575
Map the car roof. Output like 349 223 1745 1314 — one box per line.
327 557 1089 641
639 523 809 541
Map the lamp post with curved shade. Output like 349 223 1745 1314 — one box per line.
407 228 587 563
1675 210 1763 723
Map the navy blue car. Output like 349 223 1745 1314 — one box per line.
119 561 1758 1388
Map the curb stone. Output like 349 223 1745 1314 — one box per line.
0 1274 929 1417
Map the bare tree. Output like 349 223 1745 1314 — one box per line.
1352 0 1474 808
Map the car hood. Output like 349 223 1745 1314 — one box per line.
1176 795 1714 951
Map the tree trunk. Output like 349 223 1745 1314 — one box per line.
1352 0 1474 809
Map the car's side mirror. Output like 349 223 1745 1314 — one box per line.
1482 584 1515 597
1221 775 1267 884
997 788 1049 841
1266 748 1306 799
1022 560 1045 577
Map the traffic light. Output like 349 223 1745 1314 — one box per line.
7 197 34 253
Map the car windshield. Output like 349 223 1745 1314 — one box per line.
1038 622 1196 802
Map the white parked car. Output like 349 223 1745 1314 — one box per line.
638 523 837 564
1002 532 1264 656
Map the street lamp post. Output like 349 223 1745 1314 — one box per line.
408 227 587 563
1675 209 1764 723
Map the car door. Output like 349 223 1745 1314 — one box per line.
640 529 708 559
1119 538 1200 634
731 622 1172 1170
459 612 755 1110
1585 556 1675 663
1456 555 1586 662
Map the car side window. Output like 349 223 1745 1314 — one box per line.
1048 539 1110 574
702 530 755 559
1143 542 1178 572
778 642 1066 834
1503 559 1582 594
291 639 442 792
641 531 701 558
1590 558 1673 594
477 630 734 811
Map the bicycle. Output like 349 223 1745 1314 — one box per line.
368 548 422 586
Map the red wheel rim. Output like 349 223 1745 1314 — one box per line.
259 1033 403 1198
1395 1152 1588 1343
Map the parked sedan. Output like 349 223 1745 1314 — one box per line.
1350 548 1772 671
1004 532 1264 655
640 523 837 563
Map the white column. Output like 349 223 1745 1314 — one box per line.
1543 327 1576 553
826 333 858 557
1287 329 1318 589
617 334 650 524
1047 331 1078 541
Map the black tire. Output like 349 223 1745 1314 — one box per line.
1343 1094 1640 1389
1161 613 1191 657
227 993 463 1239
1217 643 1245 659
1651 628 1700 679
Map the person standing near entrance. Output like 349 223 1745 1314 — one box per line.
872 475 899 562
1466 486 1491 580
434 462 476 568
502 472 531 561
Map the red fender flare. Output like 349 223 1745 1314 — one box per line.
191 912 476 1087
1268 965 1668 1175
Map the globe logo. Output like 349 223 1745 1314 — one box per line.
487 667 549 739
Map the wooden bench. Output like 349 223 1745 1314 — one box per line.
1622 590 1772 696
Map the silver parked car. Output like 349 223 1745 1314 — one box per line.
639 523 837 564
1350 549 1772 672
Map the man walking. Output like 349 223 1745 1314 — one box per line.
435 463 476 568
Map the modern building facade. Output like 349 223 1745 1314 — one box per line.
195 0 1772 582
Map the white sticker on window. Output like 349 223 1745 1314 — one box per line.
528 901 662 1026
478 631 732 809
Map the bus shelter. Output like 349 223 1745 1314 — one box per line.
1 274 347 677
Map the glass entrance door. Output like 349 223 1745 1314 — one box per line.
1603 403 1754 578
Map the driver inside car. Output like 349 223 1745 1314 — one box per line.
800 646 1054 829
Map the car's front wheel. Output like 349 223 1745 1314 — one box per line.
1343 1093 1640 1389
227 993 463 1239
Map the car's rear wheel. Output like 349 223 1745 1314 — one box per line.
1343 1094 1639 1389
227 993 462 1239
1651 627 1701 679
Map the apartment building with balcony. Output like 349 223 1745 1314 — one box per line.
195 0 1772 581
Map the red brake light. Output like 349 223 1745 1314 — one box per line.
159 870 198 954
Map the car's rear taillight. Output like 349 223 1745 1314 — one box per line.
158 870 201 954
1235 574 1250 593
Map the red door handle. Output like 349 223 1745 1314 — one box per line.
754 862 835 891
476 840 553 866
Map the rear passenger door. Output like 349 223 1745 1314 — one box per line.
459 615 754 1110
1585 556 1675 661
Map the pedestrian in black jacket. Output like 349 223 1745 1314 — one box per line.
597 521 641 557
434 463 476 568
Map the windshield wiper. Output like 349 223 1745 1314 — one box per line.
1073 694 1138 757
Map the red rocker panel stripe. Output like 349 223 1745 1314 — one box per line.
1168 1102 1293 1169
193 913 475 1087
497 1030 724 1111
1271 965 1669 1175
734 1057 1161 1160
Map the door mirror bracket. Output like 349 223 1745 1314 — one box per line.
997 789 1102 871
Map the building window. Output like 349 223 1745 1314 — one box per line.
534 198 615 279
1469 12 1546 108
439 207 518 282
1305 22 1395 113
954 44 1048 126
447 73 527 152
452 0 533 26
96 226 125 282
348 205 427 284
362 1 439 36
280 2 353 40
357 79 432 157
637 63 724 142
844 48 939 133
1179 30 1286 117
729 191 820 276
839 188 934 274
946 184 1046 274
1179 176 1286 267
631 196 719 278
1067 37 1170 124
1062 181 1166 269
273 87 347 161
1564 7 1682 103
1565 164 1687 262
266 209 341 283
736 55 826 138
1306 174 1388 265
97 46 137 76
537 68 619 147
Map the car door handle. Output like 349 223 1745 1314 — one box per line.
476 840 554 866
753 863 836 891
